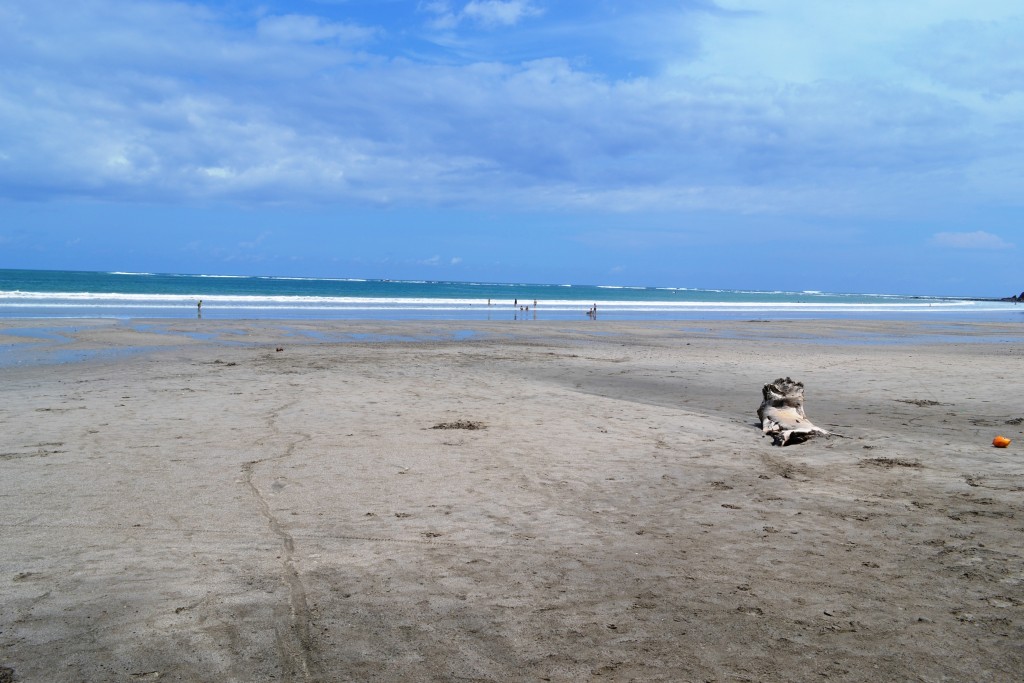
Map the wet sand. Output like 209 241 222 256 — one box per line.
2 319 1023 682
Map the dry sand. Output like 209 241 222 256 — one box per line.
2 318 1022 682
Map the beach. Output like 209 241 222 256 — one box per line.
2 318 1022 682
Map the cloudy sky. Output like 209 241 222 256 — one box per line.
1 0 1021 295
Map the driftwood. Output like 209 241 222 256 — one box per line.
757 377 830 446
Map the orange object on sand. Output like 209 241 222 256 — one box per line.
992 436 1011 448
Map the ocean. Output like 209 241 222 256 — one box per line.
0 268 1019 322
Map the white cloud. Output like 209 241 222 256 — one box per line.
239 231 271 249
200 166 234 179
419 2 458 30
463 1 542 28
419 255 463 266
903 16 1024 96
421 1 542 30
1 0 1022 219
257 14 377 44
931 231 1015 249
682 1 1024 84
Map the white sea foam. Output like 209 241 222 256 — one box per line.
258 276 367 282
0 290 993 310
3 285 1015 324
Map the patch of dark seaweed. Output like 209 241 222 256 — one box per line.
861 457 923 469
432 420 486 430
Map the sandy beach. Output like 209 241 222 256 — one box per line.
2 318 1022 682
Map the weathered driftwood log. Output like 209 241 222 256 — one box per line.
757 377 830 446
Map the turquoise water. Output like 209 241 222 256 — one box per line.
0 268 1019 321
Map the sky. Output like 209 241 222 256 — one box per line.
1 0 1022 296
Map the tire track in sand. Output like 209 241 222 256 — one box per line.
242 401 319 682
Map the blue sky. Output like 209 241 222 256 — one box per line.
1 0 1021 296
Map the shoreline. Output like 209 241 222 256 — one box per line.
2 318 1022 681
2 317 1024 368
2 305 1020 324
